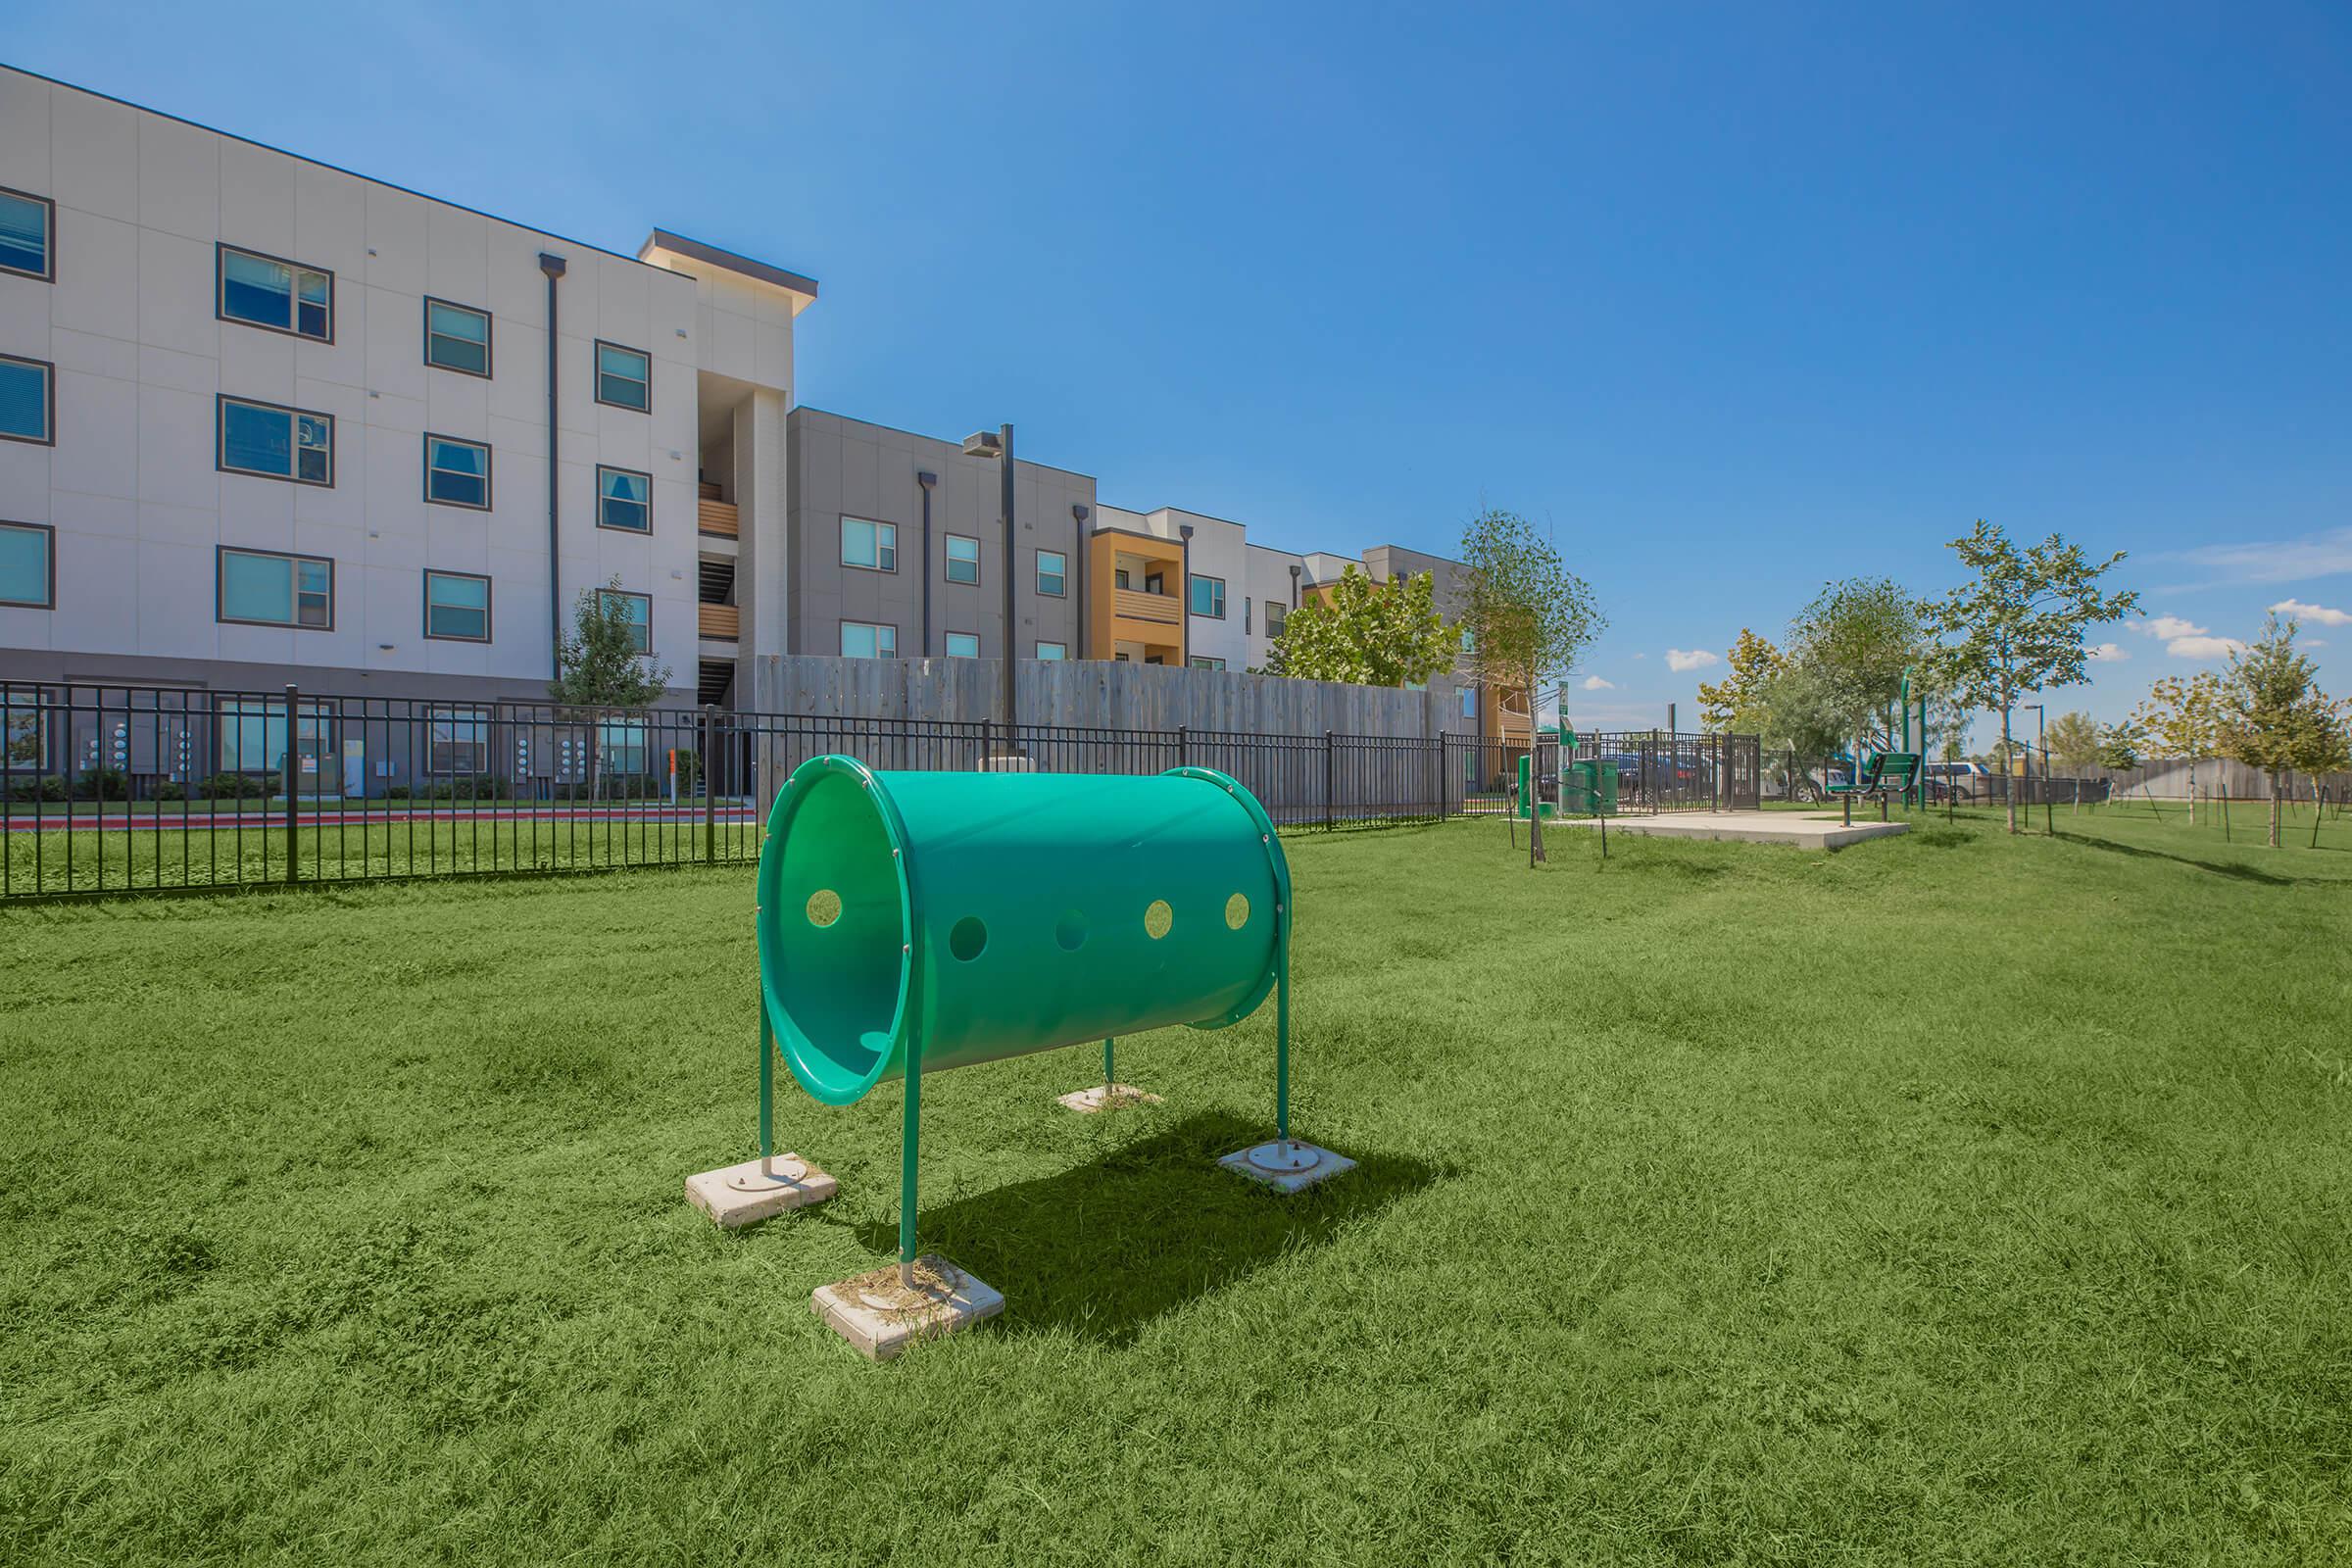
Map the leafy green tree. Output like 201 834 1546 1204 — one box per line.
551 576 672 801
1262 568 1457 688
2043 710 2101 773
2132 670 2223 823
2096 720 2146 772
1790 576 1925 758
1458 508 1606 862
1695 628 1786 731
2214 612 2350 848
1921 521 2140 833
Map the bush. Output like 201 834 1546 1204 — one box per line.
155 781 186 803
199 772 265 800
6 775 68 803
385 784 411 800
74 768 129 802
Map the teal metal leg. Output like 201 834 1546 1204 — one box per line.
1275 925 1291 1144
758 1008 775 1161
899 1034 922 1289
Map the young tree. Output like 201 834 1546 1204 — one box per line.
1790 576 1924 757
2214 612 2350 848
1695 628 1787 731
1921 520 2140 833
1261 567 1458 688
2132 670 2222 824
2043 710 2102 774
1458 508 1606 862
2096 720 2146 772
550 576 672 801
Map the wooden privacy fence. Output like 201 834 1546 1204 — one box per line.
2092 758 2352 801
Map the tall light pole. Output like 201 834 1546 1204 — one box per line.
2022 701 2044 825
962 424 1022 759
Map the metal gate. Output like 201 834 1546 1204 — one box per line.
1723 735 1760 810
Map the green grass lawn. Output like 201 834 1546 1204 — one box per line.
3 807 2347 1563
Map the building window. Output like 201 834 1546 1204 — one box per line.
423 434 491 510
945 631 980 658
0 354 53 445
946 534 980 585
2 691 43 777
594 341 650 411
1265 603 1288 640
1190 657 1225 671
1190 574 1226 618
1037 550 1066 597
427 704 489 772
218 548 332 629
597 589 652 654
1036 641 1066 660
1459 687 1477 719
423 570 491 642
597 718 650 776
0 520 54 608
219 396 333 485
1114 568 1131 590
217 243 331 340
423 298 491 376
597 466 651 532
841 620 897 660
0 187 52 282
1460 626 1475 653
219 697 333 772
842 517 897 572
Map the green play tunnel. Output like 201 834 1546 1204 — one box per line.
757 757 1292 1107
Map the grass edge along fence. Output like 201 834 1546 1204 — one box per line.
1 679 1759 901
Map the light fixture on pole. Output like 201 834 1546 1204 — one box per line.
962 425 1025 763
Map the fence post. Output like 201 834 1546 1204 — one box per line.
979 718 991 771
1324 730 1336 830
701 704 717 863
1178 724 1189 769
282 683 300 885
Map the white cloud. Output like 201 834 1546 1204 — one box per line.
2165 527 2352 585
2168 635 2246 661
2306 638 2329 649
2085 642 2128 662
2134 614 2209 640
2271 598 2352 627
1580 674 1615 690
1665 648 1719 672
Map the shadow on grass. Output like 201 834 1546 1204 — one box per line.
2051 829 2303 886
849 1109 1443 1347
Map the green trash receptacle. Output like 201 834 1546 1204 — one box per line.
1564 760 1598 814
1595 760 1620 815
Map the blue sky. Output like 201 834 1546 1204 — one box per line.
11 2 2350 739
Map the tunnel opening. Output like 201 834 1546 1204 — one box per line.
761 765 908 1103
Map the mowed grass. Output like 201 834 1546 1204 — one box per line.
2 807 2348 1564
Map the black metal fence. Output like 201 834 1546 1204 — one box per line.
1757 749 2112 808
1 680 1771 900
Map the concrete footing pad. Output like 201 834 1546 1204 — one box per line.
685 1152 838 1229
1218 1139 1356 1194
1057 1083 1163 1113
1556 810 1909 850
812 1255 1005 1361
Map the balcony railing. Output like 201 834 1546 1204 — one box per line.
1112 587 1181 626
698 499 739 538
698 603 741 640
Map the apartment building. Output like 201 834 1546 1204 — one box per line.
0 64 811 717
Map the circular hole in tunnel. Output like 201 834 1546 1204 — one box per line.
1225 893 1250 929
1144 900 1173 940
950 916 989 961
806 889 843 928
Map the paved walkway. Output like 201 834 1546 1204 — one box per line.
1553 809 1911 850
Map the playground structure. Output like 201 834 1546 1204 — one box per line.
688 755 1350 1359
1513 727 1621 820
1818 673 1930 823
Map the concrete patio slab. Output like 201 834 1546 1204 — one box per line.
1554 810 1911 850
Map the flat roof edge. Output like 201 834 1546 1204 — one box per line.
645 229 818 298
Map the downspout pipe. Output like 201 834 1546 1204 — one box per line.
916 470 938 658
1178 523 1195 665
1071 504 1091 660
538 253 567 681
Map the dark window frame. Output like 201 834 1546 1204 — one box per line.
0 519 56 609
944 630 981 658
596 464 654 534
1036 640 1067 660
421 568 494 643
422 296 493 378
1190 573 1227 619
841 619 898 659
0 185 55 283
945 533 980 585
0 352 56 447
216 545 334 631
596 588 654 655
424 702 492 773
422 432 493 511
216 394 335 487
215 241 335 343
593 339 652 413
1035 549 1067 598
1189 656 1226 671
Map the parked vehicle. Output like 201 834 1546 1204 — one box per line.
1921 761 1992 804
